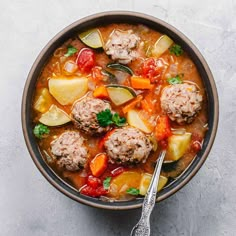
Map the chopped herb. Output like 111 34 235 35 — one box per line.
126 187 140 196
97 109 126 127
64 45 78 57
33 124 50 139
169 44 183 56
167 75 183 85
112 113 126 127
103 177 111 189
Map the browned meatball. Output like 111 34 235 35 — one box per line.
71 97 111 135
104 29 140 64
161 83 203 124
51 131 88 171
104 127 152 165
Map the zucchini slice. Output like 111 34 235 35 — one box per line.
107 63 134 75
39 105 71 126
79 28 103 49
106 85 136 106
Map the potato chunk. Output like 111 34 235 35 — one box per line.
166 133 192 161
139 173 168 195
34 88 53 113
49 77 88 105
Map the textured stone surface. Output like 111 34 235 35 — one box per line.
0 0 235 235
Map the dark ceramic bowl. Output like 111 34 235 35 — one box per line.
22 11 219 210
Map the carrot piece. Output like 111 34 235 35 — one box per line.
155 115 172 141
130 76 152 89
90 153 108 177
93 86 109 99
122 95 143 114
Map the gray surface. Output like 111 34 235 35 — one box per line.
0 0 235 235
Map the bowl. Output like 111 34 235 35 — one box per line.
22 11 219 210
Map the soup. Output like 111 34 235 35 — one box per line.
32 23 208 201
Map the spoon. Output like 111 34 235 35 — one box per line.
130 150 166 236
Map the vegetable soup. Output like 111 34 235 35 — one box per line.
32 23 208 201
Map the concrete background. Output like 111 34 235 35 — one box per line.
0 0 235 235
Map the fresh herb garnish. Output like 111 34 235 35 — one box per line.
167 75 183 85
169 44 183 56
33 124 50 139
64 45 78 57
112 113 126 127
103 177 111 190
126 187 140 196
97 109 126 127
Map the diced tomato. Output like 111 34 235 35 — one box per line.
159 139 168 150
91 67 103 81
76 48 95 73
155 115 172 141
87 175 102 188
141 58 161 83
80 185 107 198
98 129 116 150
191 133 202 152
111 167 125 177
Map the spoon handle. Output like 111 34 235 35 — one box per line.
130 150 166 236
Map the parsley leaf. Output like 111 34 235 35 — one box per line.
103 177 111 190
126 187 140 196
33 124 50 139
64 45 78 57
97 109 113 127
97 109 126 127
112 113 126 127
167 75 183 85
169 44 183 56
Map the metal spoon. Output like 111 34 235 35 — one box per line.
130 150 166 236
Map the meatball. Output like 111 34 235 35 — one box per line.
51 131 88 171
104 30 140 64
71 97 111 135
161 83 203 124
104 127 152 165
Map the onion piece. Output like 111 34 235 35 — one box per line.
171 128 186 135
63 60 78 74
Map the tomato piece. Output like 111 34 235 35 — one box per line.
111 167 125 177
76 48 95 73
87 175 102 188
155 115 172 141
80 185 107 197
159 139 168 150
91 67 103 81
141 58 161 83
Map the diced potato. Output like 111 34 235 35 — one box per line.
34 88 53 113
152 35 173 58
48 77 88 105
39 105 71 126
127 109 152 133
108 171 141 198
166 133 192 161
139 173 168 195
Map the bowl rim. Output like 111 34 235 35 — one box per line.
22 10 219 210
